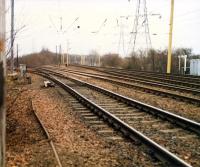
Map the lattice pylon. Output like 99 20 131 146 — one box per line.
127 0 152 56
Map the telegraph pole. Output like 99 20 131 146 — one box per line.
66 41 68 66
0 0 6 166
81 55 85 65
11 0 14 72
59 17 65 65
66 48 68 66
59 45 62 65
56 45 58 65
167 0 174 74
16 44 19 68
98 55 101 67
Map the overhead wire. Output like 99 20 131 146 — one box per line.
49 15 59 32
91 18 108 34
63 17 79 34
176 8 200 18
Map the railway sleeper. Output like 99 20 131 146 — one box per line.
38 71 194 167
53 71 200 135
42 69 200 106
113 122 120 130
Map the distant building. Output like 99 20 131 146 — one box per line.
190 59 200 76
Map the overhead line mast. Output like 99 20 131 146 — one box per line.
167 0 175 74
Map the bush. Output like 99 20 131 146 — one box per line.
17 49 58 68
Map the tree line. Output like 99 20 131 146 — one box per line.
15 48 200 74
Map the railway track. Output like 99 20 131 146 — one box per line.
31 99 63 167
63 66 200 95
35 69 200 167
74 65 200 84
41 67 200 106
96 68 200 89
113 67 200 82
117 69 200 84
73 65 200 89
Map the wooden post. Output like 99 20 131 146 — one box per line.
0 0 6 166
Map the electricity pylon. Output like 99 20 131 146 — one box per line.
128 0 152 56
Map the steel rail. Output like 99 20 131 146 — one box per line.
95 68 200 88
31 99 63 167
75 67 200 95
73 64 200 82
78 66 200 91
36 70 193 167
42 67 200 96
37 69 200 134
93 66 200 83
50 68 200 106
115 69 200 84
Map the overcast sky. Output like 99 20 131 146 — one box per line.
6 0 200 56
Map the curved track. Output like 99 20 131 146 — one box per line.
42 67 200 106
35 68 200 167
67 66 200 95
75 65 200 84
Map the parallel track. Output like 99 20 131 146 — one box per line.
74 65 200 84
42 67 200 106
72 65 200 88
97 68 200 88
65 66 200 95
36 69 200 167
75 65 200 89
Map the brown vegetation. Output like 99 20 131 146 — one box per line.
101 53 124 67
16 47 196 73
101 48 192 73
17 49 58 68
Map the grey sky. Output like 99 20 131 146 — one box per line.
6 0 200 56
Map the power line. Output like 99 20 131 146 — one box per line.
49 15 59 32
91 18 108 34
176 8 200 17
63 17 79 34
159 8 200 24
